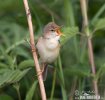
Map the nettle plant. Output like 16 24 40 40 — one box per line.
0 1 105 100
0 19 78 99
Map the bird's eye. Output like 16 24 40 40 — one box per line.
50 29 55 32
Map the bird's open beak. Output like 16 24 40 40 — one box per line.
56 28 65 37
56 29 62 36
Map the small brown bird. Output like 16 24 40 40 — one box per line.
36 22 62 80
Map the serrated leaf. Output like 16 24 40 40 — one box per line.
25 81 38 100
94 18 105 30
60 27 79 45
7 70 21 83
11 68 31 82
0 69 14 87
0 68 30 88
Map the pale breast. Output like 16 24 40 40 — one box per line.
45 46 60 63
36 37 60 63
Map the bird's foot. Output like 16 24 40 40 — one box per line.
36 66 45 77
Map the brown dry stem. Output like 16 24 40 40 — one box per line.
80 0 99 99
23 0 47 100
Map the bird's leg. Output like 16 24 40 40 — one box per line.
37 63 46 76
47 64 54 68
37 63 48 81
42 63 48 81
42 63 47 73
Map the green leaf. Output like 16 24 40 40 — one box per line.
11 68 31 82
19 60 34 69
0 69 14 87
0 63 7 68
0 68 30 88
94 18 105 30
5 40 25 53
60 27 79 45
25 81 38 100
0 21 28 56
14 47 31 58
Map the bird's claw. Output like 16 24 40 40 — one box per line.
36 66 45 77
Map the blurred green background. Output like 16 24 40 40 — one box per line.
0 0 105 100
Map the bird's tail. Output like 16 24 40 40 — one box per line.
42 63 48 81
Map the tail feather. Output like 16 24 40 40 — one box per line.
42 63 48 81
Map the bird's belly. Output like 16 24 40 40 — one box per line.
36 37 60 63
46 50 59 63
41 47 59 63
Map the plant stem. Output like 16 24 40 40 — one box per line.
14 83 21 100
58 55 67 100
50 68 56 100
80 0 99 99
64 0 79 61
23 0 46 100
17 88 21 100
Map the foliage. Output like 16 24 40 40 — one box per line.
93 18 105 31
25 81 38 100
0 0 105 100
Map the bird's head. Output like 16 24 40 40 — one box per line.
43 22 62 40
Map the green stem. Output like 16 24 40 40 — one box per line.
64 0 79 61
14 83 21 100
64 0 75 26
58 55 67 100
17 88 22 100
80 0 99 99
50 68 57 100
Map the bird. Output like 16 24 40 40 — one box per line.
36 22 62 80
